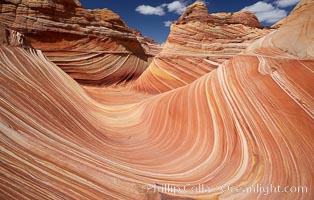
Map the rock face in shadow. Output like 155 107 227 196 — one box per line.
0 0 160 85
0 0 313 199
0 24 32 48
131 2 272 93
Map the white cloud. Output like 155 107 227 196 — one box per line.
135 1 191 16
161 3 168 8
135 5 165 16
164 21 173 27
242 1 274 13
167 1 188 15
274 0 300 8
256 9 287 23
241 1 287 24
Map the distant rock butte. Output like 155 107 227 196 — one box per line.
0 0 160 85
179 2 262 28
131 2 272 93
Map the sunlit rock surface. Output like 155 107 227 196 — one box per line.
0 0 160 85
131 2 272 93
0 0 313 199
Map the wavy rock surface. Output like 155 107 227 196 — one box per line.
131 2 272 93
0 0 159 85
0 0 314 200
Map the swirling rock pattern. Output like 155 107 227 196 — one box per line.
0 0 313 200
0 0 159 85
131 2 272 93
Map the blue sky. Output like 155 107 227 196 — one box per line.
79 0 300 43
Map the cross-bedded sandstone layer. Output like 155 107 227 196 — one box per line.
131 2 273 93
0 0 160 85
0 0 313 200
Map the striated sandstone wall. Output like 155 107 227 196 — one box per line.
131 2 273 93
0 0 160 85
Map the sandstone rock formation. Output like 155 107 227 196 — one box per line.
0 24 31 47
0 0 313 199
0 0 159 85
131 2 272 93
247 0 314 60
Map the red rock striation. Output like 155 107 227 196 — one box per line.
131 2 272 93
0 0 313 199
0 0 160 85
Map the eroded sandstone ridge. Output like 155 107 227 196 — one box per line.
0 0 313 199
0 0 159 85
131 2 272 93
